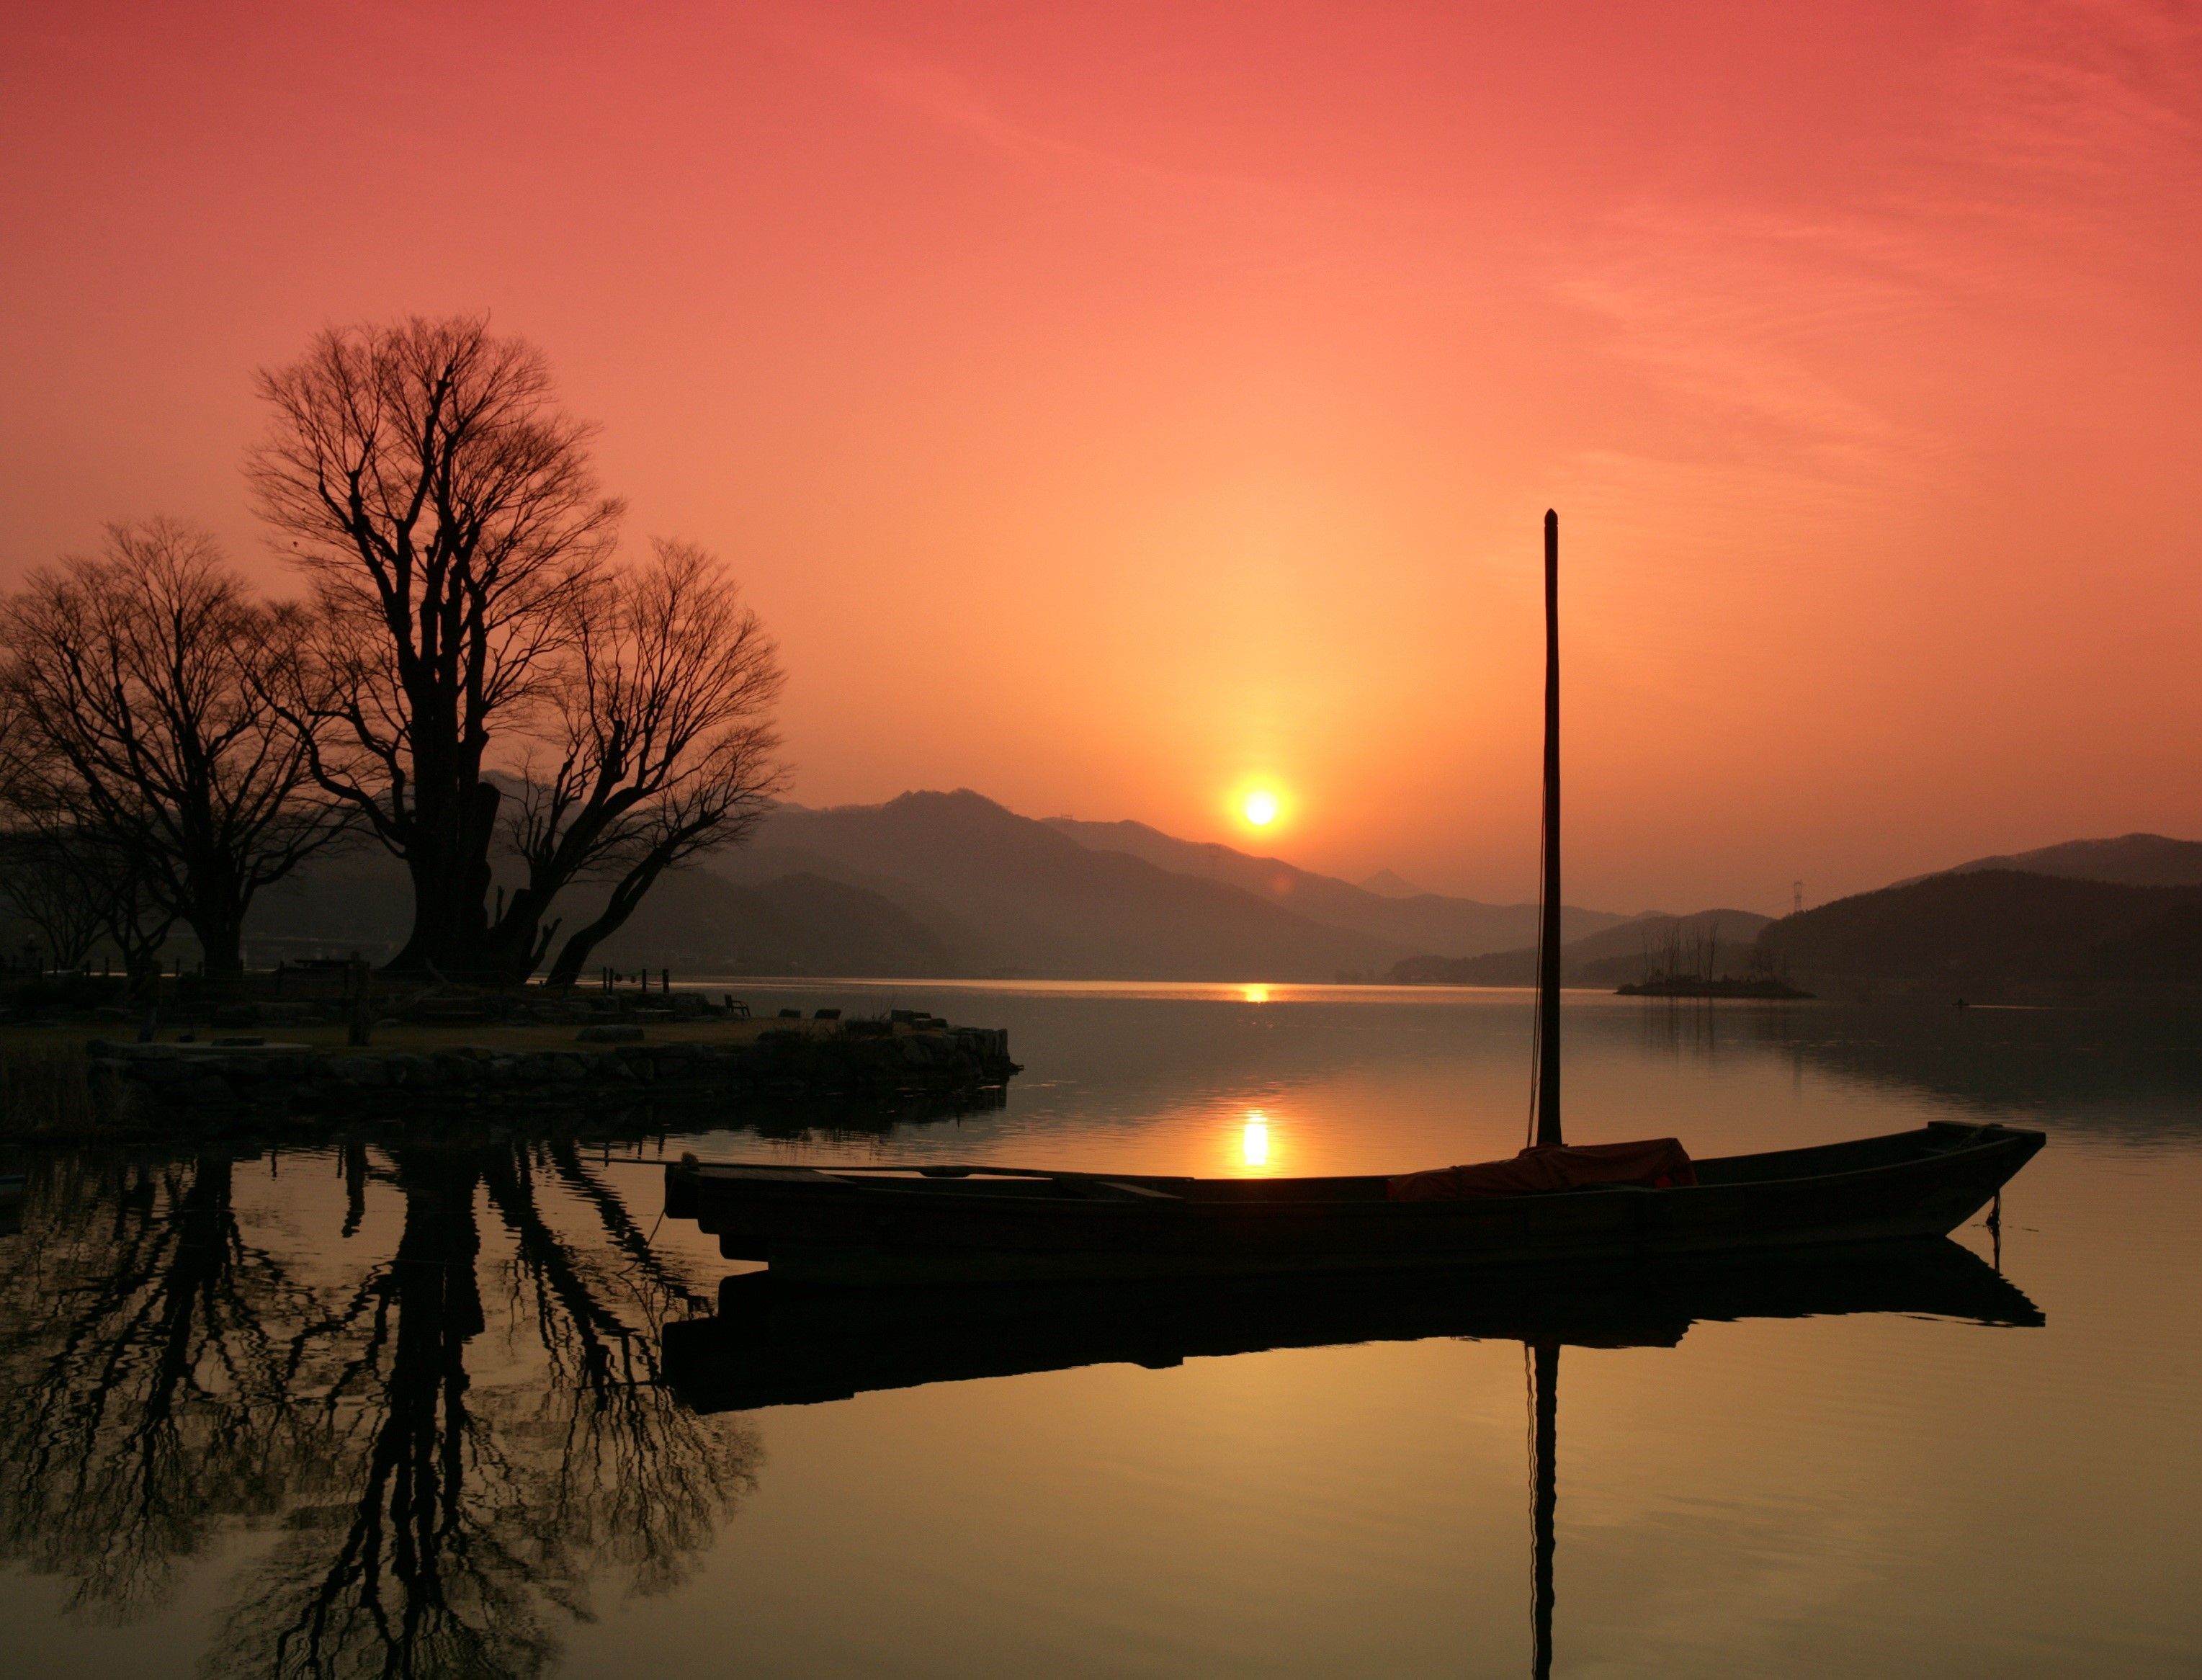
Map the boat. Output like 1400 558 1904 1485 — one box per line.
662 511 2044 1284
664 1121 2040 1283
660 1235 2040 1411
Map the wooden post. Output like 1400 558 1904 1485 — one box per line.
349 960 373 1047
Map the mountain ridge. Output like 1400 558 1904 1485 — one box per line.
707 790 1406 979
1759 869 2202 994
115 791 2202 988
1042 813 1629 957
1391 908 1773 987
1896 833 2202 890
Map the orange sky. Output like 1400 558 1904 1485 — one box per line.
3 1 2197 913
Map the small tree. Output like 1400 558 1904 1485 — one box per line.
0 521 346 983
0 834 103 970
249 315 621 977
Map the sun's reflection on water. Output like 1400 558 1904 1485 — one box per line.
1241 1110 1271 1169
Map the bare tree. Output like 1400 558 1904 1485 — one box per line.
0 834 104 969
72 832 176 994
0 689 175 986
0 522 349 982
489 541 787 988
249 315 622 978
0 694 101 967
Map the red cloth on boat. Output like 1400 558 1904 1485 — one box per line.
1387 1138 1697 1201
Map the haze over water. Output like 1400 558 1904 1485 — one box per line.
4 986 2196 1678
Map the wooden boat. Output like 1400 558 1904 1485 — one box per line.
661 511 2046 1285
664 1122 2040 1284
661 1235 2039 1411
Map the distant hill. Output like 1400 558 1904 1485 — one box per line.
1358 868 1427 899
1900 834 2202 890
241 846 413 961
1043 815 1627 957
230 845 970 978
590 870 961 976
1759 870 2202 994
214 785 1640 981
1391 908 1771 987
710 791 1407 980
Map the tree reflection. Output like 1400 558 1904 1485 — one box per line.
0 1139 759 1679
0 1153 316 1621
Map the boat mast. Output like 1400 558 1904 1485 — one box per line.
1536 510 1563 1148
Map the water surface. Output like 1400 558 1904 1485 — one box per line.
4 986 2197 1677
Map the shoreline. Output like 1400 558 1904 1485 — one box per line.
0 1014 1019 1143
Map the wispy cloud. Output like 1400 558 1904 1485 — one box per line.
1554 0 2202 520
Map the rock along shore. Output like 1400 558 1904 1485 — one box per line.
84 1020 1020 1123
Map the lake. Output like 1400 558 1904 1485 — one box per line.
3 983 2198 1678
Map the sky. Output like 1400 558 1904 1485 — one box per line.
2 1 2198 913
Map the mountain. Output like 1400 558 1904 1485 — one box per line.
1900 833 2202 890
221 786 1639 981
1391 908 1771 986
231 845 965 978
241 846 413 960
1043 815 1627 957
1359 868 1427 899
590 870 960 977
1758 870 2202 995
712 791 1407 979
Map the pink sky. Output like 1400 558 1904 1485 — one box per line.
3 1 2198 912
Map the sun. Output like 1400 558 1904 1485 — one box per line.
1242 789 1279 826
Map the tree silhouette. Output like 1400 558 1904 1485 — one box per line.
0 521 351 983
248 316 621 981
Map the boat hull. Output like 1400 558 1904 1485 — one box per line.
666 1122 2044 1285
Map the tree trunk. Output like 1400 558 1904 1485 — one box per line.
190 911 246 985
542 859 668 990
386 846 462 975
385 781 512 978
473 882 558 988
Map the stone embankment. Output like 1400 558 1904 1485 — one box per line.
86 1022 1019 1121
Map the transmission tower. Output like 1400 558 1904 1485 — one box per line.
1792 880 1804 916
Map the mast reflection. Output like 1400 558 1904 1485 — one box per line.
1529 1342 1557 1680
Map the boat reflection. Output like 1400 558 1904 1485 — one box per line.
664 1240 2037 1679
660 1237 2040 1413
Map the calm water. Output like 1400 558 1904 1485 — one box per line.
4 985 2199 1678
